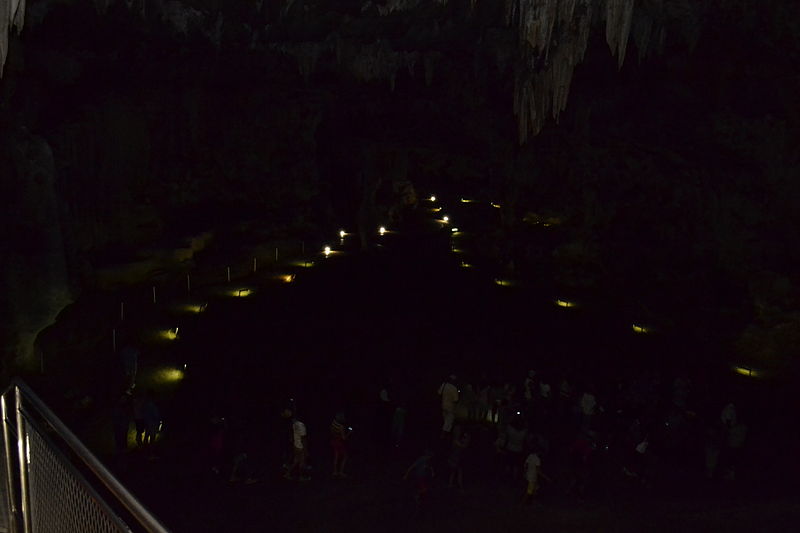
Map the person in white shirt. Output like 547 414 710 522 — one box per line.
580 392 596 416
438 375 459 438
282 408 309 481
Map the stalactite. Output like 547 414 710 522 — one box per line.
503 0 668 142
296 42 324 81
518 0 558 54
605 0 635 68
350 40 402 89
161 1 205 36
209 12 224 50
631 4 655 60
278 39 410 88
507 0 595 142
558 0 578 24
6 0 679 145
405 51 419 77
377 0 422 17
335 35 350 66
95 0 113 15
423 51 440 86
282 0 297 19
1 0 26 77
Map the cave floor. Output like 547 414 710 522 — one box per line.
25 203 800 532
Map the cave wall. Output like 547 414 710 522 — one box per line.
1 127 72 372
0 0 332 370
1 0 799 372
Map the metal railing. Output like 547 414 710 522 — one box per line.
0 380 170 533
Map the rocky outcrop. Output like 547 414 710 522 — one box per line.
1 128 72 372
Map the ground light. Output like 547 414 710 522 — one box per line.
277 273 296 283
451 227 459 233
157 327 180 341
289 259 314 268
632 324 652 334
491 203 501 208
151 366 185 384
379 226 386 235
494 279 513 287
460 261 473 268
177 303 207 314
460 198 475 203
224 287 254 298
555 299 577 308
430 207 442 213
733 365 760 378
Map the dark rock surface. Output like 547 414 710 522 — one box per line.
1 0 799 375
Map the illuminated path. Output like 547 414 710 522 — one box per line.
45 194 784 533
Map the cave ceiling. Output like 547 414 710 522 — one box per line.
1 0 798 236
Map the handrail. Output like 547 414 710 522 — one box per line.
6 379 171 533
13 388 30 533
1 395 18 533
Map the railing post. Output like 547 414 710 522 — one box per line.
1 394 19 533
14 388 30 533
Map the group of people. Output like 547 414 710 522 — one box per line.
431 373 546 505
110 340 163 462
182 363 750 516
429 368 750 502
111 387 161 460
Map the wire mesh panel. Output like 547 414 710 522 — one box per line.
25 422 131 533
0 381 168 533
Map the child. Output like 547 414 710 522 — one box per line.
448 431 470 490
330 412 351 478
404 450 435 508
523 449 542 504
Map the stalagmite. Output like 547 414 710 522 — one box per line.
1 0 26 77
